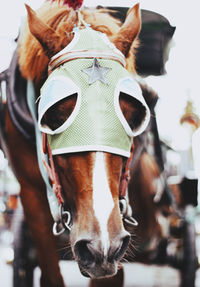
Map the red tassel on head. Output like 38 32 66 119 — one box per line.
51 0 83 9
64 0 83 9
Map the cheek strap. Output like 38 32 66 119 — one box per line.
43 133 73 235
119 142 135 198
42 133 64 206
42 133 72 236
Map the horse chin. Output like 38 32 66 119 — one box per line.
79 266 91 278
78 261 118 279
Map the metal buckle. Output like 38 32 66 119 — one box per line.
53 221 66 236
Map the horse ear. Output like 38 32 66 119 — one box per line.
113 3 141 57
25 4 68 58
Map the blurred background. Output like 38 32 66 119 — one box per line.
0 0 200 286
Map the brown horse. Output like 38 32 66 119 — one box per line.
2 1 151 286
128 151 165 262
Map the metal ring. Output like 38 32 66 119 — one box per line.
53 221 66 236
52 206 72 235
119 198 127 215
61 210 72 231
124 216 138 226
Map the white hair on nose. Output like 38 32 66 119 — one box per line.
92 152 114 254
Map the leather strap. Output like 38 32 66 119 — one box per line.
119 142 135 198
42 133 64 205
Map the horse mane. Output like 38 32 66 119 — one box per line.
18 2 138 85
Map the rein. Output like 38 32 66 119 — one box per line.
42 132 137 235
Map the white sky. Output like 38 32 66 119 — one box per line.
0 0 200 149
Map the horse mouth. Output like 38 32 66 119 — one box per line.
78 262 117 279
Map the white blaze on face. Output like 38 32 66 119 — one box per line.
92 152 114 254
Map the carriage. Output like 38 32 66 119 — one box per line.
0 1 198 286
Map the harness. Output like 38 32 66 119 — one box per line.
0 55 35 163
3 51 35 143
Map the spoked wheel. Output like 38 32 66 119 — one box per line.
180 205 197 287
12 205 37 287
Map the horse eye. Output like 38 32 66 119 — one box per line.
41 93 77 131
119 92 146 131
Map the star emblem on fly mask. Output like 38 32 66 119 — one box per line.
82 58 111 85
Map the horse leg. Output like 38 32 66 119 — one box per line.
89 267 124 287
5 110 65 287
20 185 65 287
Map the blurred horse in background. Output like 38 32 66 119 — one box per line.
127 82 173 264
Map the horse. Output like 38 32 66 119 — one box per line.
0 1 151 286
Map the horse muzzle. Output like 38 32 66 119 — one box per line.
73 233 130 278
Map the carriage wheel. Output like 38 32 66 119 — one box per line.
13 206 37 287
180 205 197 287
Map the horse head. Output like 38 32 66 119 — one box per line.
20 2 150 279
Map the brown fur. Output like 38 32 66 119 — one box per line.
5 107 65 286
129 152 162 242
105 154 124 240
54 152 125 240
54 152 101 238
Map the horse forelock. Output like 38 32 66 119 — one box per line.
18 2 137 85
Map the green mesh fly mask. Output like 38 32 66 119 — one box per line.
38 27 150 158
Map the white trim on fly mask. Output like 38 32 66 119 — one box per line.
51 144 130 158
38 75 81 135
51 30 81 61
114 77 151 137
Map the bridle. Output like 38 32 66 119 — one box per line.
42 132 138 235
40 19 140 235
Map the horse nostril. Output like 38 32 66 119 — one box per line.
113 235 130 261
74 240 95 265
